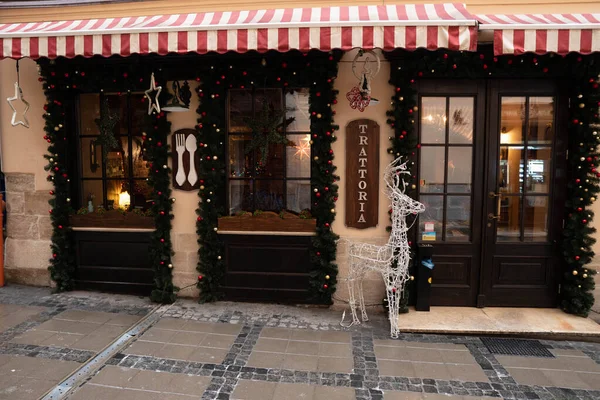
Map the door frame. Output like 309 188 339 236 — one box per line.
478 79 568 307
415 79 486 306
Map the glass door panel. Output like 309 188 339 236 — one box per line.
494 95 554 243
419 96 475 242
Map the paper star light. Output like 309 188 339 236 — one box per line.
144 72 162 115
7 82 30 128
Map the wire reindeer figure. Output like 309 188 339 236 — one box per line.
340 156 425 338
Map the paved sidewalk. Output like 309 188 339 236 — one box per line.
0 285 599 400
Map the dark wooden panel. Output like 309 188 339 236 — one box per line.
493 257 548 285
74 231 153 295
431 256 472 285
220 234 313 303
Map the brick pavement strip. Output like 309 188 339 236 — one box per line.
0 287 600 399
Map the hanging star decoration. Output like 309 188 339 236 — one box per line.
94 98 120 161
294 134 311 160
144 72 162 115
7 82 30 128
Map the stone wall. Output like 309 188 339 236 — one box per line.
171 233 200 297
333 235 388 310
4 173 52 286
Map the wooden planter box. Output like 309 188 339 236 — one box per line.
71 210 155 229
218 211 316 233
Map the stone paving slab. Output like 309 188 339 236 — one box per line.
1 286 600 399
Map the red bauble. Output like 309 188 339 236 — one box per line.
324 187 329 191
396 87 401 92
573 119 579 124
324 223 330 228
315 192 321 198
316 252 321 256
578 207 583 212
583 219 588 224
587 157 593 162
575 256 581 260
323 284 328 289
49 190 54 195
576 179 581 183
58 225 63 229
197 216 203 221
160 238 165 243
160 211 165 215
198 275 203 281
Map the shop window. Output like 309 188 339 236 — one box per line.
227 88 311 214
78 93 151 211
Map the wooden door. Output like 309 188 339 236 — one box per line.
479 80 567 307
416 81 486 306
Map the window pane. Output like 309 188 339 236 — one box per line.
229 89 253 133
131 180 151 210
524 196 549 242
80 94 100 135
255 144 285 178
132 137 150 177
106 179 128 209
497 196 522 242
105 137 129 178
446 196 470 242
419 195 443 242
447 147 472 193
420 146 445 193
500 97 525 144
229 180 253 214
499 146 524 194
449 97 474 144
526 147 551 193
229 135 254 178
106 94 128 135
131 94 148 136
286 134 311 178
528 97 554 145
255 180 284 211
286 180 311 213
421 97 446 144
286 89 311 132
255 89 282 115
81 180 104 209
80 138 103 178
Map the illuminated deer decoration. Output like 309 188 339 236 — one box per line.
341 157 425 338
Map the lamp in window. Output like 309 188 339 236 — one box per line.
119 190 131 208
89 140 99 173
162 80 191 112
500 126 510 144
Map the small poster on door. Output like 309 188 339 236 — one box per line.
424 222 435 232
422 232 436 241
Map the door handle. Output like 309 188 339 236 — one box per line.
488 191 502 221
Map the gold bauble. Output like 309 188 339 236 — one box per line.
325 275 330 280
583 274 588 278
573 270 579 275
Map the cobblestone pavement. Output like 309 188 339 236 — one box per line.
0 285 599 400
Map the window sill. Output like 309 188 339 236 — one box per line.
71 210 155 230
217 213 316 234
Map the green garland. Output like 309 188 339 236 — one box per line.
38 59 176 303
386 48 599 316
195 51 341 304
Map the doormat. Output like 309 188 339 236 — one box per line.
481 337 555 358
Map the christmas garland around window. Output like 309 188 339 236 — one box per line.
38 59 176 303
386 48 600 316
195 50 342 304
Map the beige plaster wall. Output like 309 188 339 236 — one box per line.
0 58 53 285
167 82 202 297
331 49 394 307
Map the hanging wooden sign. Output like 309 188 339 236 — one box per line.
345 119 380 229
171 128 201 191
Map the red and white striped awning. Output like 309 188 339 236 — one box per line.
0 4 478 59
477 13 600 56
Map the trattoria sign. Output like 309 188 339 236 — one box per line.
345 119 379 229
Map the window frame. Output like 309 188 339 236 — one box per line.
76 91 149 211
226 87 311 214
